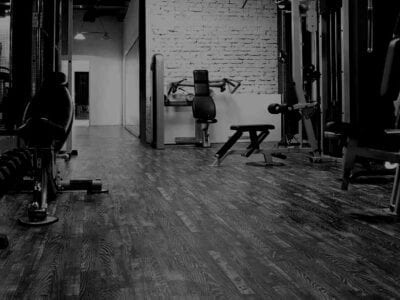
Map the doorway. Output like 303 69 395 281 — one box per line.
74 71 89 121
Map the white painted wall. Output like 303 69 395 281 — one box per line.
123 0 139 55
164 93 281 144
73 12 123 125
122 0 141 136
124 43 140 136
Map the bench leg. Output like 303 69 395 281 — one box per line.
262 152 274 165
200 124 211 148
215 130 243 161
244 130 270 157
390 166 400 214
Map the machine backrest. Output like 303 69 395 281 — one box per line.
192 70 216 121
193 70 210 96
23 72 74 150
380 37 400 100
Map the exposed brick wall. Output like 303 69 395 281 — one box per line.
148 0 278 94
146 0 278 142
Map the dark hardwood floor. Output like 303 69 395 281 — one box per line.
0 126 400 299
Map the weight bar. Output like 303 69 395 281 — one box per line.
268 102 319 116
268 103 290 114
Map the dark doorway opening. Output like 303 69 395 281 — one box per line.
74 71 89 120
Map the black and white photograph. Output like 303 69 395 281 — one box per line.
0 0 400 298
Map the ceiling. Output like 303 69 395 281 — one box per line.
73 0 130 22
0 0 9 16
0 0 130 20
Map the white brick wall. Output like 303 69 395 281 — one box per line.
148 0 278 94
146 0 278 142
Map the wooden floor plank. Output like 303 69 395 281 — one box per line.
0 126 399 299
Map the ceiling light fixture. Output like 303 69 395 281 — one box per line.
74 13 111 41
74 32 86 40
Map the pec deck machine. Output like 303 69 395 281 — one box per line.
151 54 241 150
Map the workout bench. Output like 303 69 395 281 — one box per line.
213 124 287 166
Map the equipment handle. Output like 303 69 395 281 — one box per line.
367 0 374 53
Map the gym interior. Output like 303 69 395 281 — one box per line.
0 0 399 298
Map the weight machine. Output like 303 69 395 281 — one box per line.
151 54 241 149
214 0 322 166
16 72 107 226
166 74 241 148
325 3 400 215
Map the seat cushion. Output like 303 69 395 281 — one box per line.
230 124 275 131
20 72 74 150
192 96 216 120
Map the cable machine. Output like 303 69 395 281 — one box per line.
276 0 322 161
278 0 400 159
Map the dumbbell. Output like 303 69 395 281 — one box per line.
3 150 23 167
0 158 19 179
12 149 32 170
0 153 23 176
5 148 32 169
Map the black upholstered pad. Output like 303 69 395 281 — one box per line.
230 124 275 131
380 38 400 99
192 96 216 120
18 72 73 150
193 70 210 96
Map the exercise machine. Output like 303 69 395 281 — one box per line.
166 71 240 148
213 124 288 167
151 53 241 149
276 0 322 159
16 72 107 226
326 10 400 214
214 0 322 166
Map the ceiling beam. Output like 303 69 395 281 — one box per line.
73 5 127 10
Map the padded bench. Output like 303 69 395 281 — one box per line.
213 124 281 166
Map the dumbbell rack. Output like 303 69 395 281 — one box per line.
0 146 108 249
0 148 33 249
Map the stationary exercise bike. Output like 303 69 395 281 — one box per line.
17 72 105 226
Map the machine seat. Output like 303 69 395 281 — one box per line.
17 118 68 147
18 72 73 150
230 124 275 131
192 96 216 121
